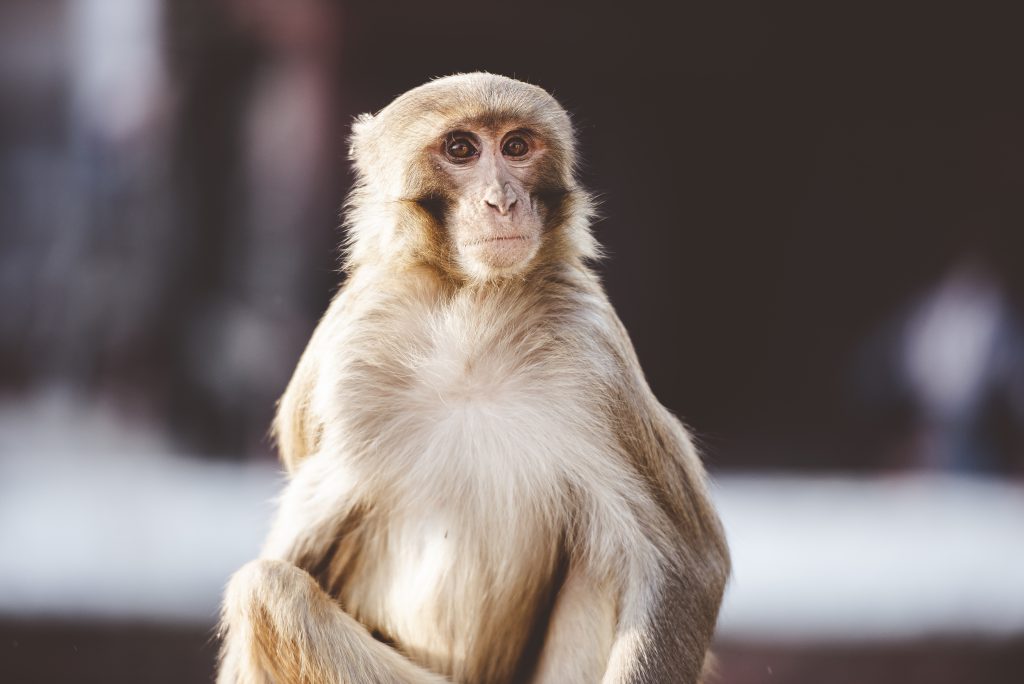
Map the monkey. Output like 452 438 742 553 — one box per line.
217 73 730 684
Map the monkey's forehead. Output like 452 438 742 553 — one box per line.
377 73 573 139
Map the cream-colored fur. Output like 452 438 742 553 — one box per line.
218 73 729 684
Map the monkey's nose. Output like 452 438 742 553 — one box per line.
483 183 518 216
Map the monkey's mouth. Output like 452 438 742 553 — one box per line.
459 233 539 273
464 235 531 247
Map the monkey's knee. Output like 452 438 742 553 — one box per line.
225 559 279 614
228 558 305 591
224 558 320 623
222 560 323 683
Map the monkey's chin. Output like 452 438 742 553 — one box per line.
458 236 540 281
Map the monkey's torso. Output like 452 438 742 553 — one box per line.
294 267 649 683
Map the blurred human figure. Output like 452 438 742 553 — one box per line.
856 257 1024 474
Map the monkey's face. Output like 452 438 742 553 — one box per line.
346 74 596 278
434 127 546 280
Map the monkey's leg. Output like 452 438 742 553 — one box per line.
218 559 450 684
532 566 616 684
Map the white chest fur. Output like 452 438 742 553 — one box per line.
329 289 614 504
326 291 618 658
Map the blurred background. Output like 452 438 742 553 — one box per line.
1 1 1022 682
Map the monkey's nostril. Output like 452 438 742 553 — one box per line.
485 196 515 215
484 185 518 215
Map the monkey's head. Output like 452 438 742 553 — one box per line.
345 73 596 281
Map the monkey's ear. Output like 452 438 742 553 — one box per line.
348 113 377 162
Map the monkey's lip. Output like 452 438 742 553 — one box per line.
463 235 532 247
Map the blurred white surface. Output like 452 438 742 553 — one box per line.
713 473 1024 640
2 392 1023 640
0 392 280 623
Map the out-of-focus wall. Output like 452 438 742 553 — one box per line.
3 1 1023 469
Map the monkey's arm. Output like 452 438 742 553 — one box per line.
534 425 727 684
218 453 452 684
569 301 729 684
602 408 730 684
601 554 725 684
273 284 362 473
272 334 325 474
536 524 724 684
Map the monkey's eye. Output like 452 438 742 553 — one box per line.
445 136 478 161
502 136 529 158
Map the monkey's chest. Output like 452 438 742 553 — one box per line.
338 311 607 502
333 337 602 679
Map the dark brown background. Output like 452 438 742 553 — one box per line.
3 1 1022 470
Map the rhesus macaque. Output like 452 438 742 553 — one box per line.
218 73 729 684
